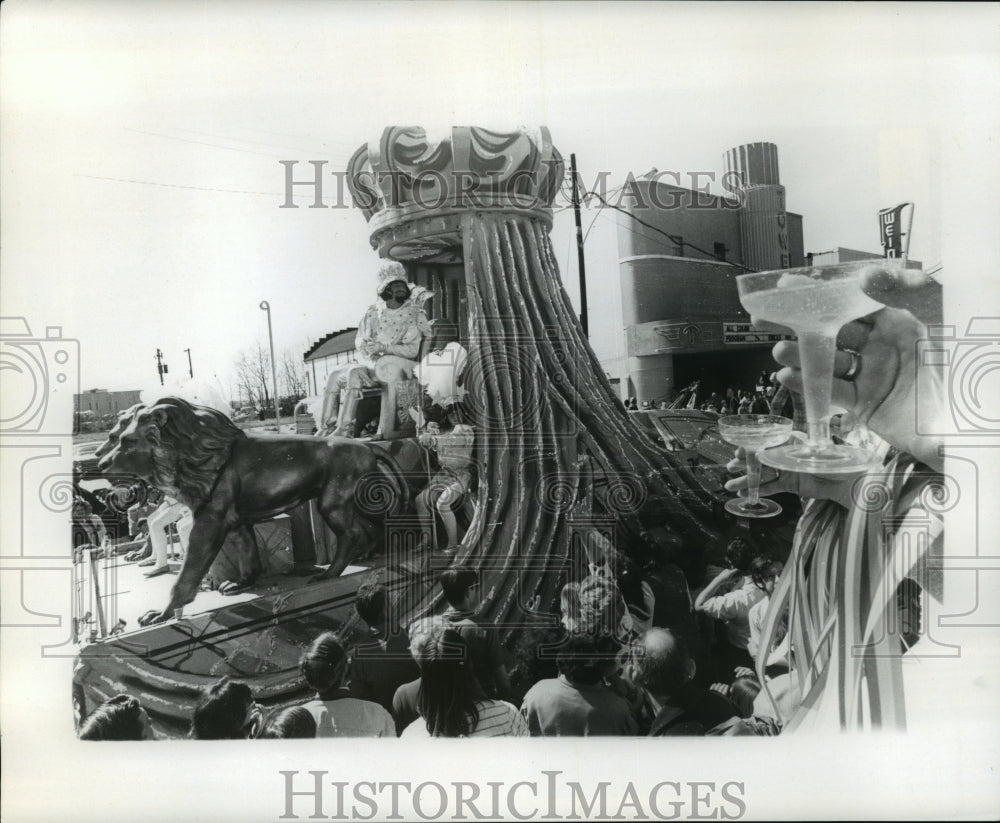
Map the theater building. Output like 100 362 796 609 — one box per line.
616 142 806 403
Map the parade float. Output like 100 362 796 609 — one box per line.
72 126 937 737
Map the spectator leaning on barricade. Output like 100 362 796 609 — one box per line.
300 632 396 738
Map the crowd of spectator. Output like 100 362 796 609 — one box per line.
626 371 783 416
80 540 809 741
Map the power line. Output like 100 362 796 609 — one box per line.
122 126 355 166
583 189 757 274
74 173 286 197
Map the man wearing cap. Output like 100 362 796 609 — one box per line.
319 261 432 438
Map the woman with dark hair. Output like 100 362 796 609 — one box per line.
78 694 153 741
727 676 762 718
400 618 526 738
192 677 262 740
300 632 395 737
260 706 318 739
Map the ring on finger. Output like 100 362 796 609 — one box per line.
842 348 862 381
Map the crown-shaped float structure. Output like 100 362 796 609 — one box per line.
347 126 564 263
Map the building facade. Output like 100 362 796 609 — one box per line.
616 142 805 403
74 389 142 416
302 328 359 396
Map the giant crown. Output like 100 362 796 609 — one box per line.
347 126 564 263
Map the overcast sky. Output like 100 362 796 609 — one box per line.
2 1 995 400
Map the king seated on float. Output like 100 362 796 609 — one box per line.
318 260 432 439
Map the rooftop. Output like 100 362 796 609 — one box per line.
303 327 358 361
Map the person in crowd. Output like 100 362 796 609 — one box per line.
300 632 396 737
727 675 762 718
694 538 765 681
765 372 778 398
642 549 713 687
318 261 432 438
560 573 633 642
122 486 163 562
746 556 789 676
708 669 762 717
749 391 770 415
348 576 420 722
400 618 526 738
72 495 107 549
438 565 510 699
614 553 656 636
737 391 752 414
506 623 568 707
137 495 193 579
78 694 154 741
260 706 317 739
191 676 263 740
520 632 637 736
391 619 425 735
625 628 737 736
558 562 650 719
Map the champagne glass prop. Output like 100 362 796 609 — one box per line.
718 414 793 518
736 261 894 474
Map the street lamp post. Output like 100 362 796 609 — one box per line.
184 348 193 379
259 300 281 431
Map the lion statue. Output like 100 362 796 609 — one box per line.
97 397 411 625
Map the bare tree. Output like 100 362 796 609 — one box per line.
279 347 308 399
234 341 272 410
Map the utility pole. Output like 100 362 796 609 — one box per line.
155 348 168 385
260 300 281 431
184 348 193 379
570 153 589 338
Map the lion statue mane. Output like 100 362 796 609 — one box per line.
140 399 246 509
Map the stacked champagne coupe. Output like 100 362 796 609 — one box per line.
719 260 897 518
